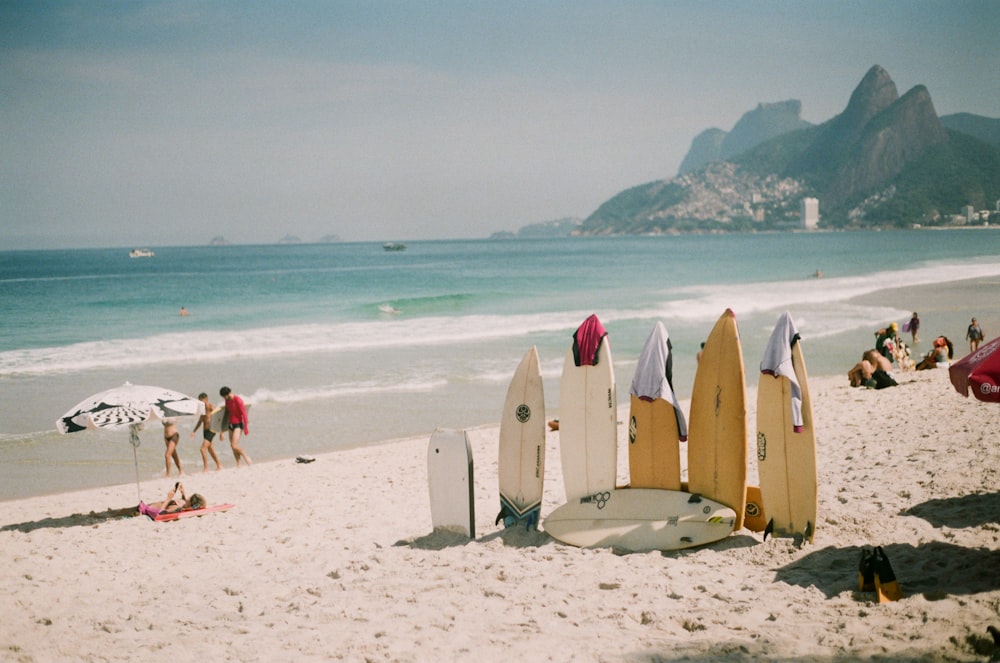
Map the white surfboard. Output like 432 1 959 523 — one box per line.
559 315 617 502
543 488 736 551
428 428 476 538
497 346 546 529
757 337 818 542
209 402 251 433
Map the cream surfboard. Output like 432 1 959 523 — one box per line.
629 322 686 490
559 315 618 502
543 488 736 551
496 346 546 529
687 309 748 530
757 328 818 542
428 428 476 538
208 402 251 434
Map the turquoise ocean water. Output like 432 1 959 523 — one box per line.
2 230 999 501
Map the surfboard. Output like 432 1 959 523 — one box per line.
152 503 235 522
559 315 618 502
497 346 546 529
757 332 818 542
744 485 767 533
209 402 251 433
687 309 748 530
628 322 686 490
543 488 736 551
427 428 476 538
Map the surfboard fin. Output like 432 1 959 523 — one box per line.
873 546 903 603
687 493 703 504
763 518 774 541
804 520 814 542
858 548 876 592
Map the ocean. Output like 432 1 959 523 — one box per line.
2 230 999 501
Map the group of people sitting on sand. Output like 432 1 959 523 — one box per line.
849 317 957 388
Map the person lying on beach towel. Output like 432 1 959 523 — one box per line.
138 482 206 518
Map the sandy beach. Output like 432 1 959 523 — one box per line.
2 367 999 661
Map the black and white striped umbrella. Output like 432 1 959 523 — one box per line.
56 382 200 434
56 383 201 500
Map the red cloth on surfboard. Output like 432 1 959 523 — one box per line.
949 335 1000 403
573 314 607 367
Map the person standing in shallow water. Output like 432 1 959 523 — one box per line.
220 386 252 467
908 312 920 344
966 317 984 353
163 418 182 477
190 393 223 472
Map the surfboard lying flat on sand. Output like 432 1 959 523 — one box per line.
629 322 688 490
757 313 817 542
543 488 736 551
497 346 546 529
428 428 476 538
152 503 236 522
687 309 748 530
559 315 618 502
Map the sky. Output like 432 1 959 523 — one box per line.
1 1 998 249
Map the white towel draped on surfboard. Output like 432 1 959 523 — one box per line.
760 311 803 431
629 321 688 440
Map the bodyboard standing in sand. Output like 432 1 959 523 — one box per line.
543 488 736 551
497 346 546 529
150 503 236 522
559 315 618 502
427 428 476 538
687 309 748 530
756 312 817 542
628 321 688 490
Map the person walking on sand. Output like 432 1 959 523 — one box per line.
220 386 252 467
163 418 183 477
190 393 223 472
908 312 920 344
967 317 984 353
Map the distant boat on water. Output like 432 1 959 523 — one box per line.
129 248 155 258
383 242 407 252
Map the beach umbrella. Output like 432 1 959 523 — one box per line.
949 336 1000 403
56 382 202 500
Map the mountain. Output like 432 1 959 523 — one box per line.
578 65 999 234
491 217 581 239
678 100 812 175
941 113 1000 147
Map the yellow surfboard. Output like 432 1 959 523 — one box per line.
628 321 685 490
629 396 682 489
756 340 817 542
687 309 748 530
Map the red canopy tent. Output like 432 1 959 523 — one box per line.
949 335 1000 403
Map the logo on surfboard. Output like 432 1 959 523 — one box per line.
515 404 531 423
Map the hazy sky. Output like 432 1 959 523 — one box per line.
2 1 997 249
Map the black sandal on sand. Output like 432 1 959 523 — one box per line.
873 546 903 603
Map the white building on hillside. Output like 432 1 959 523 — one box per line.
801 197 819 229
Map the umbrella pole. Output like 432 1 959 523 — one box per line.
129 424 142 503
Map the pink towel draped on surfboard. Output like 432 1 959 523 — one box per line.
760 311 804 432
573 314 607 367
